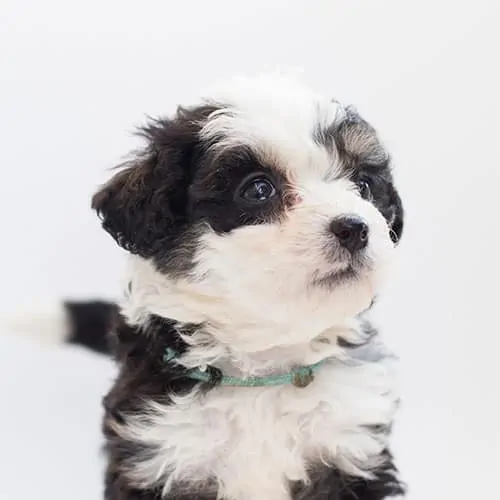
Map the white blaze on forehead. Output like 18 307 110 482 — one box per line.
199 74 346 180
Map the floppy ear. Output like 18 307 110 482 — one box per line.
91 111 206 257
388 185 404 244
92 153 174 257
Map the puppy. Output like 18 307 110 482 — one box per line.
45 75 406 499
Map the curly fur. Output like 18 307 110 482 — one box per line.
43 74 406 500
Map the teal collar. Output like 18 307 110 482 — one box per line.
163 348 328 388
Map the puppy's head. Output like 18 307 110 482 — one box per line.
93 75 403 349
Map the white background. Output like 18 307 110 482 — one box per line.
0 1 498 499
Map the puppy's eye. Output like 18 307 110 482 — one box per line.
240 178 277 203
357 180 373 201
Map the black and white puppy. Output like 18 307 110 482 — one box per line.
48 75 405 499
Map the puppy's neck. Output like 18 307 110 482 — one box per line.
120 257 372 377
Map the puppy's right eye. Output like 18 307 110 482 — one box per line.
357 179 373 201
239 176 277 204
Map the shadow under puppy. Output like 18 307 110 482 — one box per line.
65 75 406 500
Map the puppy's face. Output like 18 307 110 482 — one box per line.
93 76 403 347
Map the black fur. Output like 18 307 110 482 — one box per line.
92 107 288 276
315 106 404 243
63 306 405 499
65 300 117 354
291 453 405 499
82 94 407 499
92 105 403 276
102 315 221 499
92 106 218 276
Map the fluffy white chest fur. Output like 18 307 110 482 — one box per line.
117 344 398 500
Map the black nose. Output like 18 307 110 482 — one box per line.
330 216 369 253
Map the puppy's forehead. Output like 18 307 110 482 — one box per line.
199 75 388 178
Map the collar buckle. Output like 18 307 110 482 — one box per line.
292 368 314 388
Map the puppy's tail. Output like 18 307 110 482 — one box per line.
4 300 119 355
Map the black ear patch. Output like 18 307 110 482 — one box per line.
388 184 404 244
92 152 176 257
92 106 217 258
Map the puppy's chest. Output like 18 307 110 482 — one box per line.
124 359 398 500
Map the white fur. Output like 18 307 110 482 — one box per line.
201 74 344 171
121 176 393 355
3 301 69 345
113 340 399 500
115 74 400 499
121 76 394 352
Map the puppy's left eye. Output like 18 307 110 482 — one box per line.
240 177 277 203
357 179 373 201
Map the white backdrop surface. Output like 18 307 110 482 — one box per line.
0 1 498 499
